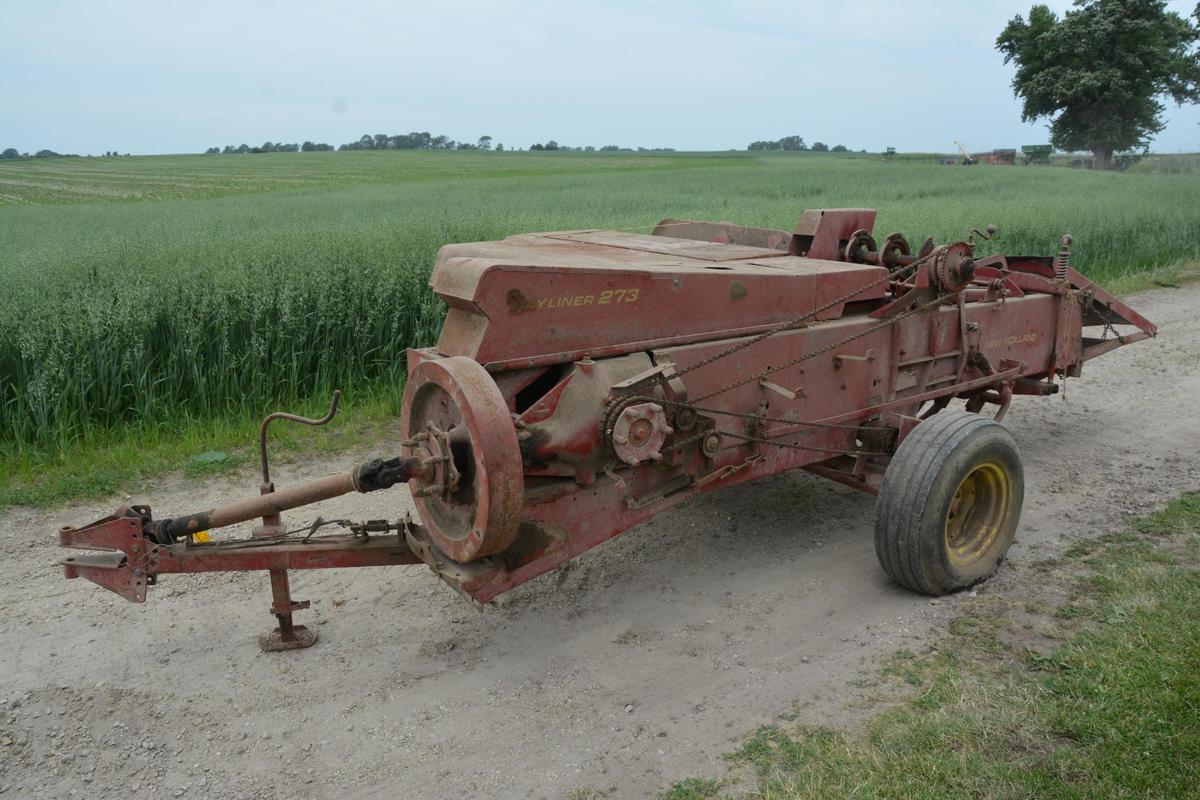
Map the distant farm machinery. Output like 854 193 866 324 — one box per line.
954 140 1019 165
60 209 1155 651
1022 144 1053 165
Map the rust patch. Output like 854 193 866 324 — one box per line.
507 288 531 314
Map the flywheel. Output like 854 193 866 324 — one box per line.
401 356 524 562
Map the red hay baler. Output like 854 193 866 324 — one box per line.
59 209 1156 651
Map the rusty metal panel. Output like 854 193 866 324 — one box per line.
543 230 785 262
431 259 888 366
790 208 878 259
651 218 791 250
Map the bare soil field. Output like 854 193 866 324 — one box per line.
2 284 1198 800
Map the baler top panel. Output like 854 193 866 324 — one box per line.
432 230 889 368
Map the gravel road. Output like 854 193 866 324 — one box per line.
2 284 1198 800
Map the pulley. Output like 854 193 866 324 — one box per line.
401 356 524 562
930 242 975 292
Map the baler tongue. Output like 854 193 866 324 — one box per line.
59 392 441 649
59 489 427 651
60 510 152 602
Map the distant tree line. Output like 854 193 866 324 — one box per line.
198 134 685 155
205 141 325 154
202 133 507 154
1 147 81 159
530 141 675 152
338 132 497 151
747 136 848 153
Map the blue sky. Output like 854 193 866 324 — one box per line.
2 0 1198 155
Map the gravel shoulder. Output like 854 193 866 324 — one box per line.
2 284 1198 800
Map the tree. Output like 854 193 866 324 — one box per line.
997 0 1200 169
495 143 505 152
544 140 559 150
205 146 220 154
1 148 19 159
477 135 492 151
831 144 848 152
810 141 829 152
747 135 807 151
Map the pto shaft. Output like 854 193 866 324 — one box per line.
146 456 426 543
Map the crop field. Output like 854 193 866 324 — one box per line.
1 150 1198 493
0 150 712 205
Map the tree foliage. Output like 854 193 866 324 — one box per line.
336 131 489 151
997 0 1200 168
748 135 807 151
1 147 77 159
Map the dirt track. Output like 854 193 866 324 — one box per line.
2 284 1198 800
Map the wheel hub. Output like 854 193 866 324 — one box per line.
944 460 1012 567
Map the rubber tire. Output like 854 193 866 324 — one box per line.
874 411 1023 595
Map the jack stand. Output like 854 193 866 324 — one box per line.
259 568 317 652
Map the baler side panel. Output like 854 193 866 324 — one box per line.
430 260 888 367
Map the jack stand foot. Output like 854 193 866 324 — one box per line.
259 567 316 652
259 624 318 652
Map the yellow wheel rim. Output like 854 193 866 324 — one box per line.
944 460 1013 567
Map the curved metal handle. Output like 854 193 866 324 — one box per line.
259 390 342 485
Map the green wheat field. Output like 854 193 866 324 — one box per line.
2 150 1198 502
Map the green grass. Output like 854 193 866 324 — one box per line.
0 392 397 508
662 493 1200 799
1 150 1198 507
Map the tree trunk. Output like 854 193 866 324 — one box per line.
1092 145 1114 170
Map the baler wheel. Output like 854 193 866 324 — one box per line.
401 356 524 562
873 411 1023 595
